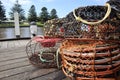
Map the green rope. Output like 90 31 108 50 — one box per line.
56 48 62 69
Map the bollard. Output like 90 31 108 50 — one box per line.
30 21 37 38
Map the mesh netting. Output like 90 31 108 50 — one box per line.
44 18 66 38
26 36 62 68
44 3 120 40
63 21 120 40
62 3 120 40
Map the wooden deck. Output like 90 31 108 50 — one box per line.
0 40 67 80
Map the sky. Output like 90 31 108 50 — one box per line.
1 0 109 18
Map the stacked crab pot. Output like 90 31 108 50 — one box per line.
60 0 120 80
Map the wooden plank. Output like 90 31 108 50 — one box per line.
0 65 36 79
52 70 66 80
0 58 28 66
0 41 2 48
0 41 7 49
62 77 71 80
14 41 22 48
0 52 27 62
10 40 27 48
29 68 57 79
16 40 22 47
7 41 14 48
0 59 30 71
19 40 28 46
0 67 63 80
32 70 65 80
0 50 26 57
0 72 30 80
0 69 63 80
17 40 25 47
0 40 29 51
4 41 8 49
0 46 26 53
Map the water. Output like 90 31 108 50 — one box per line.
0 27 44 39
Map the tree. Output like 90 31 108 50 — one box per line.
9 0 25 21
50 9 58 19
0 1 6 21
28 5 37 22
39 7 50 23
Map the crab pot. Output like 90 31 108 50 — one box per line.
60 38 120 80
59 2 120 79
26 37 61 68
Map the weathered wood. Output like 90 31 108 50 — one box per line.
0 41 7 49
0 52 27 62
62 77 71 80
0 65 36 79
32 70 65 80
7 41 15 48
0 46 26 53
0 59 30 71
0 58 28 66
0 69 65 80
0 72 30 80
29 68 57 79
0 40 29 50
0 50 26 57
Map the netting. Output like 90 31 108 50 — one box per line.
26 36 62 68
44 18 66 38
44 4 120 40
62 3 120 39
59 0 120 80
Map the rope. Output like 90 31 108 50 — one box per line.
39 50 47 62
39 50 54 62
56 48 62 69
73 3 111 25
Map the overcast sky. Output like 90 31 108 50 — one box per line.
1 0 109 18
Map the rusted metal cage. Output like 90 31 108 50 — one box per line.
59 0 120 80
26 36 62 68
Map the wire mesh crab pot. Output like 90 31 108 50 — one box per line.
26 36 62 68
59 0 120 79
